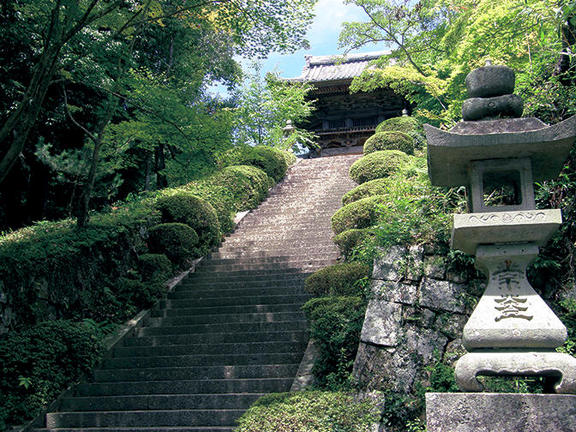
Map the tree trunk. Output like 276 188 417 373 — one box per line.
155 144 168 189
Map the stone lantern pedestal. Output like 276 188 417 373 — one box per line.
424 64 576 431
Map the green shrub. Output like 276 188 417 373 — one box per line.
156 193 220 254
303 296 366 388
281 150 297 167
220 146 288 181
349 150 411 184
209 165 273 212
138 253 173 283
333 229 376 258
375 116 426 148
376 116 421 135
236 391 379 432
342 178 392 205
116 277 164 312
148 223 199 266
0 320 104 429
331 196 386 235
363 131 415 155
180 181 236 234
305 263 372 297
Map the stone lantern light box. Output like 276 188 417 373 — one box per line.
425 62 576 394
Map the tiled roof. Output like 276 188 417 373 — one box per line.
289 51 389 83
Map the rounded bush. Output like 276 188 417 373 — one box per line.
156 193 220 254
221 146 288 181
333 228 375 258
236 391 378 432
363 131 414 155
305 263 372 297
209 165 273 212
376 116 420 134
349 150 411 184
342 178 391 205
138 253 172 283
148 223 199 266
180 182 236 234
331 195 386 235
281 150 297 167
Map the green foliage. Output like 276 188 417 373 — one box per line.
179 181 236 234
0 320 104 429
305 263 372 297
375 116 426 147
333 229 376 259
342 178 392 206
148 223 200 267
303 297 366 388
220 145 289 181
281 150 298 167
331 196 387 235
209 165 273 212
232 65 317 151
156 193 220 254
236 391 379 432
138 254 173 283
363 131 415 155
349 150 411 184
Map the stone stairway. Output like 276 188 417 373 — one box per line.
33 154 360 432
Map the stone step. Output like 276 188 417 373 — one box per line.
60 393 265 412
160 294 311 309
193 262 328 273
144 311 306 327
168 285 306 300
176 278 309 290
46 409 245 428
185 270 312 281
205 254 332 265
102 352 303 369
122 330 307 347
93 364 299 382
113 341 307 358
149 304 305 319
138 319 307 335
75 378 292 397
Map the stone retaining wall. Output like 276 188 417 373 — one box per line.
353 245 480 393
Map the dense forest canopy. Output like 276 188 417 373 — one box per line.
0 0 316 229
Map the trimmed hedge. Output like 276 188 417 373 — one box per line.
0 320 105 429
331 195 386 235
375 116 426 148
179 181 236 234
220 146 289 181
342 178 391 206
138 253 173 283
333 228 376 258
303 296 366 387
236 391 379 432
305 263 372 297
375 116 420 134
148 223 199 267
349 150 411 184
209 165 273 212
156 193 220 254
363 131 415 155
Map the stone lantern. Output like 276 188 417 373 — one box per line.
424 63 576 431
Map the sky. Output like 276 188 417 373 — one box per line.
259 0 383 79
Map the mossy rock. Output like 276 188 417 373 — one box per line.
349 150 411 184
156 193 220 254
138 253 173 283
305 263 372 297
148 223 199 267
209 165 273 212
220 146 289 181
333 228 375 258
342 178 391 206
363 131 415 155
331 195 386 235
